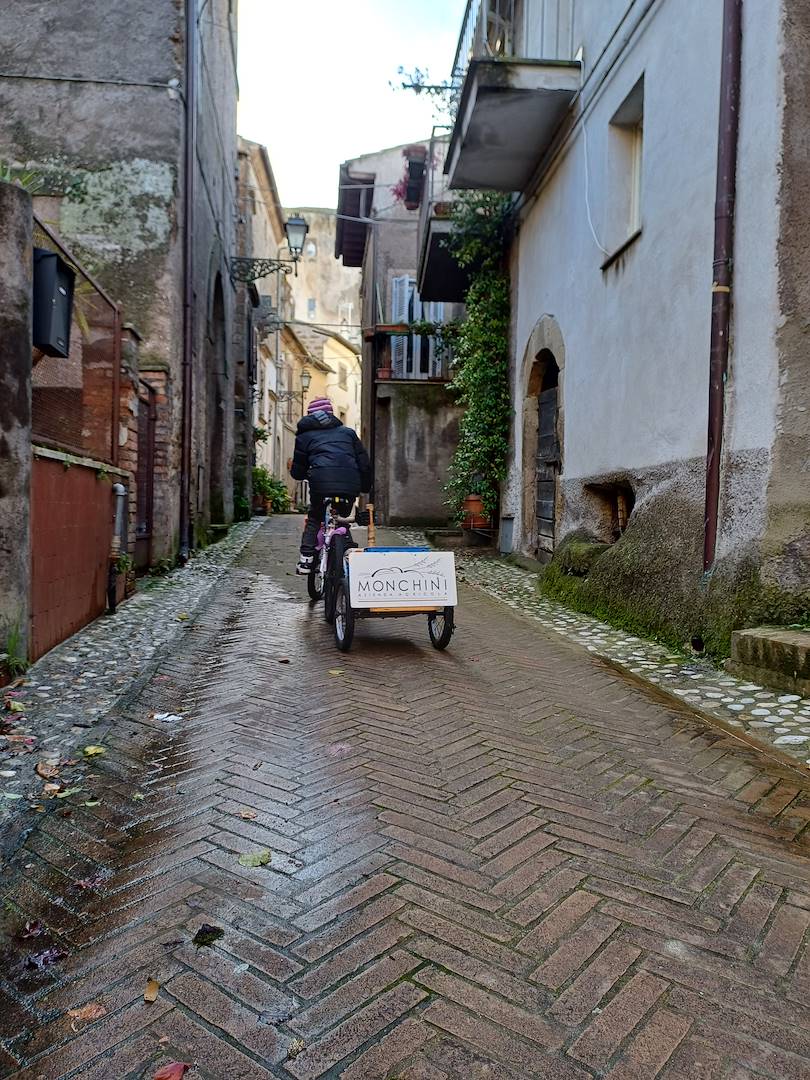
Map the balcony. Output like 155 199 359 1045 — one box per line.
417 129 472 303
446 0 581 192
366 325 453 382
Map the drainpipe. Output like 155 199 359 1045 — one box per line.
703 0 743 572
108 482 128 613
179 0 198 562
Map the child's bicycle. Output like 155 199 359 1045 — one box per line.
306 496 360 625
307 499 457 653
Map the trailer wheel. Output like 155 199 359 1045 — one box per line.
428 607 455 650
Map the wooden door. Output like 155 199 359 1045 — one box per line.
536 386 559 543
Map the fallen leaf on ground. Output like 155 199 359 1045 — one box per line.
43 783 61 796
1 792 23 800
21 920 44 938
153 713 182 723
161 939 184 950
132 792 146 801
0 769 16 778
288 1038 306 1059
237 809 257 820
82 746 106 757
83 798 101 807
35 762 59 781
328 669 345 676
232 962 249 974
55 787 82 799
238 849 271 868
192 923 224 949
74 875 104 890
154 1064 192 1080
277 658 290 664
176 613 190 622
252 762 262 771
68 1002 107 1022
6 701 26 714
144 976 160 1002
25 946 67 970
158 1034 170 1045
30 804 46 813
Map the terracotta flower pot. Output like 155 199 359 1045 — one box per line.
462 494 489 529
377 366 393 380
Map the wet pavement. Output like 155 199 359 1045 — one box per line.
1 516 810 1078
0 520 264 846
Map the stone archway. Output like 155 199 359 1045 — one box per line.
519 315 565 558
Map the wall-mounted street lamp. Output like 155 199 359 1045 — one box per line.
284 214 309 261
278 367 312 418
230 213 310 283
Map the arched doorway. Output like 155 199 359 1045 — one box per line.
535 351 560 551
520 316 565 558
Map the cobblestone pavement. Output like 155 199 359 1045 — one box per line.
0 521 264 840
399 533 810 774
2 516 810 1079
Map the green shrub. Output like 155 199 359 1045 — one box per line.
252 468 291 513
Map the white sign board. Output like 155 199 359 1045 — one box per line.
348 550 457 609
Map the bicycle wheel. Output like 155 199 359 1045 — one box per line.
428 607 455 651
307 561 323 602
323 536 346 624
334 579 355 652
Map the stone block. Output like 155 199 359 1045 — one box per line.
727 626 810 696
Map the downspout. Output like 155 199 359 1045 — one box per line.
179 0 197 562
107 483 128 613
703 0 743 572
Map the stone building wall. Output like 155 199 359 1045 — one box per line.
0 0 240 559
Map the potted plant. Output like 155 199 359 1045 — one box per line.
252 466 274 514
391 145 428 211
462 493 490 529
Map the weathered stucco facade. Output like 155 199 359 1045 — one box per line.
336 144 464 526
439 0 810 651
0 0 241 558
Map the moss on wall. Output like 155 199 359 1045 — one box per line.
539 493 810 659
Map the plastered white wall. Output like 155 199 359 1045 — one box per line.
506 0 782 551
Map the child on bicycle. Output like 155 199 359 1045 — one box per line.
290 398 372 575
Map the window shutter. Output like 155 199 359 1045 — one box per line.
410 280 422 378
391 275 409 376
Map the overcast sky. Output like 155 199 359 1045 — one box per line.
237 0 467 209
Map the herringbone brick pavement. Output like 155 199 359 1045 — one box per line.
2 517 810 1079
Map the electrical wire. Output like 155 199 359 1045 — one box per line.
582 120 610 256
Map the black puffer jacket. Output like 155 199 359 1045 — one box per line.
290 412 372 495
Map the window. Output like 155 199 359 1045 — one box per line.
390 277 448 379
339 301 353 328
307 298 316 320
607 76 644 252
338 363 348 390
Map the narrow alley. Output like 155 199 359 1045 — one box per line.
2 517 809 1079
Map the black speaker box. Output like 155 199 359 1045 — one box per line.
33 248 75 358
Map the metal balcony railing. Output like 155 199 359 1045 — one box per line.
451 0 517 93
418 127 453 254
